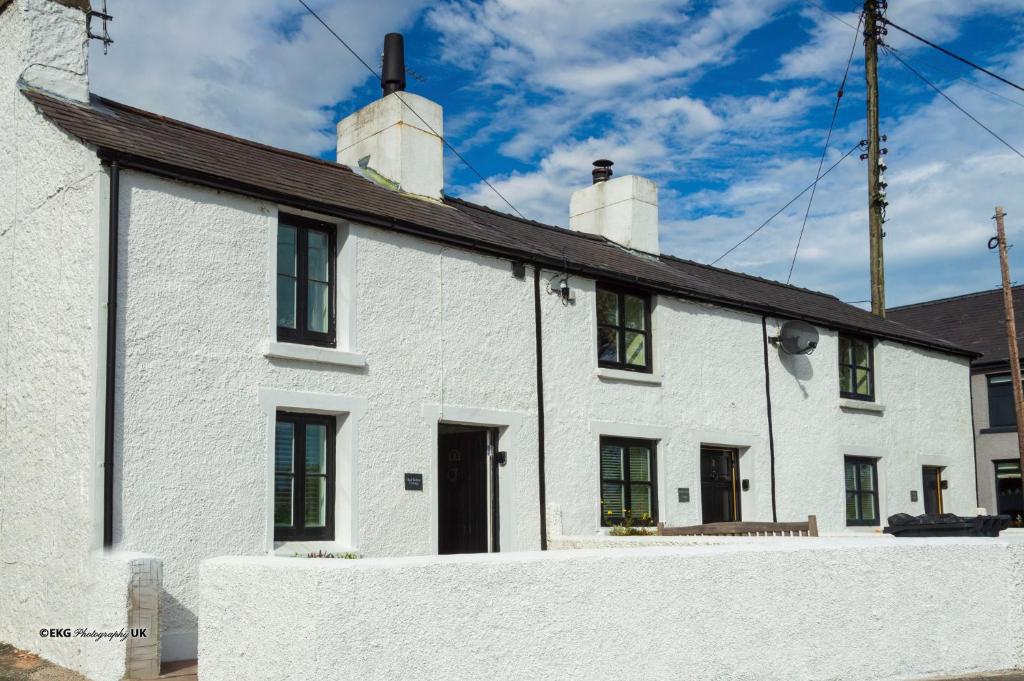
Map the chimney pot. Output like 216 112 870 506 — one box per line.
592 159 614 184
381 33 406 97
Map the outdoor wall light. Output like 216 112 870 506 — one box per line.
548 276 575 304
559 278 574 302
741 479 750 491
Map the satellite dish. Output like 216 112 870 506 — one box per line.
776 320 819 355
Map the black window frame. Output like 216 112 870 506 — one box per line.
599 436 658 527
987 373 1017 429
993 459 1024 521
595 283 653 373
844 456 880 527
276 214 337 348
274 411 336 542
838 334 875 402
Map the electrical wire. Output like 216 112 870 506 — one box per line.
295 0 527 219
710 141 864 266
883 18 1024 95
805 0 861 32
893 49 1024 111
786 10 863 284
884 46 1024 161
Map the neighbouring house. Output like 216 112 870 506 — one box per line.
1 0 980 675
889 285 1024 521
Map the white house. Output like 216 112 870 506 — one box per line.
1 1 978 675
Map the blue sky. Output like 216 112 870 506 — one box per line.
89 0 1024 307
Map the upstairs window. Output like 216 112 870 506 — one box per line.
596 285 652 372
839 335 874 401
600 437 657 527
277 215 335 347
275 411 335 541
988 374 1017 429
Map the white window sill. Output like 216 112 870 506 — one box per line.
839 398 885 414
272 541 357 557
263 341 367 368
594 367 663 385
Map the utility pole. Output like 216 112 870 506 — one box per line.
864 0 887 316
992 206 1024 477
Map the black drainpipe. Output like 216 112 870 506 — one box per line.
761 315 779 522
533 265 548 549
968 368 980 509
103 159 120 548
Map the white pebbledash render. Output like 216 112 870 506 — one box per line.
1 2 979 678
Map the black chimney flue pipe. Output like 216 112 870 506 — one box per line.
592 159 613 184
381 33 406 96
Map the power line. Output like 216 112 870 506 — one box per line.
896 49 1024 110
883 18 1024 95
710 141 865 266
786 10 863 284
806 0 861 32
884 46 1024 161
295 0 527 219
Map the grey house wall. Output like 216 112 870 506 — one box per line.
972 370 1019 514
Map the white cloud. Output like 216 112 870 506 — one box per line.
451 0 1024 305
89 0 428 154
772 0 1024 82
673 47 1024 304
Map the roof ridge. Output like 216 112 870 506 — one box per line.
89 93 357 175
444 195 607 242
448 197 844 300
657 254 841 300
888 285 1023 311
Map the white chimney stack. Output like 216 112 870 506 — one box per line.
12 0 91 103
336 33 444 201
569 160 659 255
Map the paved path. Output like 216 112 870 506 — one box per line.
0 644 89 681
0 644 197 681
923 674 1024 681
0 643 1018 681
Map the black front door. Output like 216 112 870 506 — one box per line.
438 428 492 554
922 466 944 516
701 447 740 523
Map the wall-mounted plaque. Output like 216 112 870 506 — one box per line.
405 473 423 491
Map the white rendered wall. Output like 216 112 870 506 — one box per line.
112 171 540 659
111 167 976 658
200 539 1024 681
539 275 975 537
0 1 112 675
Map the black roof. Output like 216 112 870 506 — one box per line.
888 286 1024 365
23 86 974 357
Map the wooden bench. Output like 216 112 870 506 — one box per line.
657 515 818 537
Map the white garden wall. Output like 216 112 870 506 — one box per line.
201 539 1024 681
